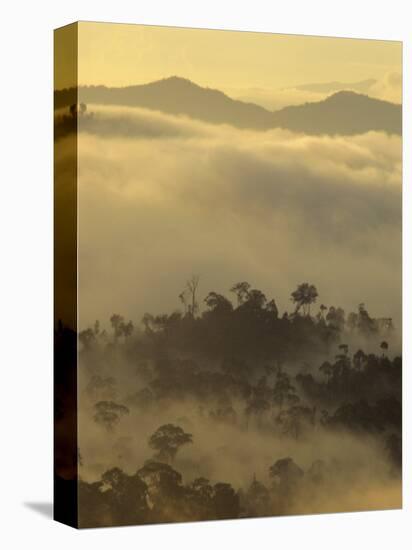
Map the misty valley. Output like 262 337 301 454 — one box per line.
62 280 402 527
54 28 402 528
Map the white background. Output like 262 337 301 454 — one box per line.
0 0 410 547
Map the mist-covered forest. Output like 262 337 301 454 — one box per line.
61 279 402 527
52 21 403 531
54 100 402 527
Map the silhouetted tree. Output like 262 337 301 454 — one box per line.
380 340 389 356
243 288 267 310
100 467 148 524
357 303 377 337
79 327 95 349
319 304 328 319
137 461 184 520
269 457 304 493
266 299 279 318
291 283 318 316
110 314 134 340
186 275 200 317
148 424 193 463
187 477 214 519
230 281 251 306
204 292 233 314
326 306 345 332
213 482 240 519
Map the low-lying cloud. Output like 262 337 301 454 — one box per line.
64 105 402 329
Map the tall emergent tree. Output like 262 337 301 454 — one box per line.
149 424 193 463
290 283 318 316
185 275 200 317
230 281 251 306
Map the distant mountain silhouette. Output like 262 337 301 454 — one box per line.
55 76 401 136
56 77 273 130
272 91 401 135
291 78 377 94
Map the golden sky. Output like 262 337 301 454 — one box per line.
69 21 402 92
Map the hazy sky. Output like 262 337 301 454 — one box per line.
69 22 402 93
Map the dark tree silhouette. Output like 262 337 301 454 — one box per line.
110 314 134 340
149 424 193 463
78 467 148 527
213 482 240 519
186 275 200 317
357 303 378 337
380 340 389 356
326 306 345 332
230 281 251 306
101 467 148 523
269 457 304 494
204 292 233 314
291 283 318 316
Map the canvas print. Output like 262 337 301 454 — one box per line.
54 22 402 528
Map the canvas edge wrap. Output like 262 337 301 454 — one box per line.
54 22 79 529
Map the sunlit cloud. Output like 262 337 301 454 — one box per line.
65 105 402 330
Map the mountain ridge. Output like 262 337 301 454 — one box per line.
54 76 402 136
